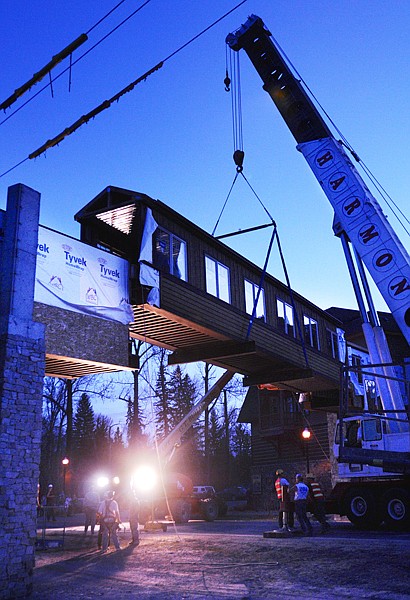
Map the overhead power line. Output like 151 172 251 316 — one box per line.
28 61 164 159
0 0 146 124
0 0 248 176
0 34 88 111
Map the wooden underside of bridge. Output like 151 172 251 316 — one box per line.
129 279 341 393
44 354 135 380
37 280 340 390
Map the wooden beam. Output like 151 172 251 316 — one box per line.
243 367 314 387
168 340 256 366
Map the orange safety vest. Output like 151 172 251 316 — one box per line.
309 482 324 500
275 477 283 500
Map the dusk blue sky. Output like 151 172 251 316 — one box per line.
1 0 409 317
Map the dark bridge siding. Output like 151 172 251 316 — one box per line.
159 275 340 386
75 187 343 390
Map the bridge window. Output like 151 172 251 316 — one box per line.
276 298 295 336
326 328 338 358
153 228 187 281
205 256 230 303
304 315 319 349
244 280 265 319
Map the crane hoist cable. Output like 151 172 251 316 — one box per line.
211 46 245 237
225 44 244 172
215 46 310 367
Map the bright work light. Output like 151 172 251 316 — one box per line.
131 465 158 494
96 475 109 488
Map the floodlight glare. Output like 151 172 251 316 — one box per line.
113 476 120 486
97 475 109 488
131 465 158 493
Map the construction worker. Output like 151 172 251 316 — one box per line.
98 490 122 553
306 473 330 533
294 474 313 535
128 489 140 547
274 469 294 531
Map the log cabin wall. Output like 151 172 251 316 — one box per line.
145 196 342 359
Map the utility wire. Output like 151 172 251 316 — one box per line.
28 61 164 160
0 0 151 127
0 34 88 111
0 157 30 177
161 0 247 64
86 0 128 35
0 0 248 177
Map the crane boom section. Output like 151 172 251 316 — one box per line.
158 370 234 463
226 15 410 345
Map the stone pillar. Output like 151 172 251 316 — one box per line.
0 184 45 599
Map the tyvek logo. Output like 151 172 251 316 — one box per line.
62 244 87 267
37 242 50 254
99 257 120 281
50 275 63 290
86 287 98 304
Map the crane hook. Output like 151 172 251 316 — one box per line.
224 69 231 92
233 149 244 172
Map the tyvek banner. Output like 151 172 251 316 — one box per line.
35 226 134 324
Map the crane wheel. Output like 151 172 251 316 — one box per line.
343 487 382 530
381 488 410 530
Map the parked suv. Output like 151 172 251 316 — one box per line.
192 485 216 498
193 486 228 517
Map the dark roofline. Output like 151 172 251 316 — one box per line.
326 306 401 335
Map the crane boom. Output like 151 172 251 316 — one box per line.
158 369 234 463
226 15 410 346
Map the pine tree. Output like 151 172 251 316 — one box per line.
73 393 96 461
167 366 201 480
231 423 252 485
168 366 197 427
70 393 96 488
208 406 227 489
154 350 172 440
94 414 111 466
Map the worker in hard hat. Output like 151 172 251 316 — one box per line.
98 490 122 553
46 484 56 522
306 473 330 533
294 474 313 536
274 469 294 531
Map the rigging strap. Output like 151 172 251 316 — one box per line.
211 172 239 236
275 230 310 369
246 225 276 340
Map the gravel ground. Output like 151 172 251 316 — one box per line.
32 522 410 599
